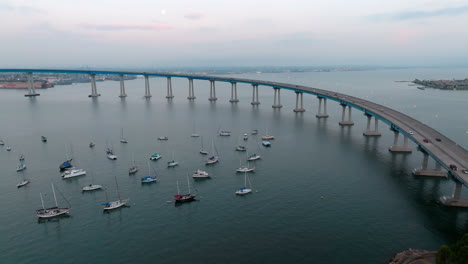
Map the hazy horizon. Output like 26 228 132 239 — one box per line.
1 0 468 68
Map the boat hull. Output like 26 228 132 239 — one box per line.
103 199 128 211
36 207 70 218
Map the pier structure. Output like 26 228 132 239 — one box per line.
166 77 174 99
412 147 446 177
316 96 328 118
229 82 239 103
251 84 260 105
388 127 412 153
144 75 151 98
187 78 196 99
88 74 100 97
24 72 40 97
363 113 381 136
272 87 282 108
119 74 127 98
339 103 354 126
208 80 217 101
293 91 305 112
440 180 468 208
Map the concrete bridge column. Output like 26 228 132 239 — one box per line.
187 78 196 100
88 74 100 97
316 97 329 118
166 77 174 99
272 88 283 108
229 82 239 103
24 72 40 97
440 181 468 208
209 80 217 101
363 114 382 136
144 75 151 98
412 150 447 177
388 130 412 152
251 84 260 105
293 91 305 112
119 74 127 98
339 104 354 126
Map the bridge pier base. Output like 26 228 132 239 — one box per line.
339 104 354 126
166 77 174 99
119 74 127 98
412 151 447 177
389 130 412 153
293 91 305 112
229 82 239 103
316 97 328 118
88 74 101 97
24 72 40 97
440 181 468 207
208 80 217 101
363 114 381 136
187 78 196 99
144 75 152 98
251 84 260 105
272 87 282 108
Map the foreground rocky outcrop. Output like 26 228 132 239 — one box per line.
388 249 436 264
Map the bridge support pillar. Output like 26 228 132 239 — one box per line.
440 181 468 208
339 104 354 126
144 75 152 98
293 91 305 112
166 77 174 99
363 114 381 136
24 72 40 97
388 130 412 152
251 84 260 105
229 82 239 103
119 74 127 98
412 151 447 177
187 78 196 99
316 97 328 118
209 80 217 101
88 74 101 97
272 87 282 108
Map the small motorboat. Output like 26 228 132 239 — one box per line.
157 136 168 141
106 148 117 160
262 141 271 147
251 129 258 135
16 163 27 172
261 135 274 140
6 146 11 151
17 179 30 188
191 133 200 137
41 136 47 142
82 184 102 192
236 145 247 151
219 131 231 136
205 156 219 165
200 150 208 155
19 154 25 161
149 153 161 160
129 166 138 175
167 160 179 167
0 139 4 145
247 154 261 161
192 169 210 178
243 134 248 141
141 176 157 183
89 142 95 148
62 168 87 179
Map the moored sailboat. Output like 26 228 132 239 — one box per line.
36 183 70 218
192 169 210 178
199 136 208 155
235 172 253 195
120 128 128 143
102 175 129 211
205 140 219 165
141 161 157 183
174 175 196 203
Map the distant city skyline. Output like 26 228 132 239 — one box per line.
1 0 468 68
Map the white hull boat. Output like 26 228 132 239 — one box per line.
236 172 253 195
37 183 70 218
236 166 255 173
17 163 27 171
150 153 161 160
192 169 210 178
205 156 219 165
62 168 87 179
82 184 102 192
17 179 30 188
247 154 261 161
103 199 128 211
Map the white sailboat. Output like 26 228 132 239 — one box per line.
17 179 30 188
236 159 255 173
247 153 261 161
199 136 208 155
167 152 179 167
120 128 128 143
62 150 87 179
129 154 138 174
17 160 27 172
141 161 157 183
106 146 117 160
0 138 4 145
82 171 102 192
102 174 129 211
191 122 200 137
261 128 275 140
235 172 253 195
205 139 219 165
243 133 248 141
192 169 210 178
36 183 70 218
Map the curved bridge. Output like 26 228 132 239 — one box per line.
1 68 467 206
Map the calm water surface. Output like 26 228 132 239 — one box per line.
1 68 467 264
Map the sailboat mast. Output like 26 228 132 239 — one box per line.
148 161 151 175
244 172 247 187
187 174 191 194
40 193 45 209
51 183 58 207
176 180 180 194
115 175 121 200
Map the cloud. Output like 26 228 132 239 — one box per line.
80 23 172 31
0 3 14 10
368 5 468 21
18 5 46 14
184 13 204 20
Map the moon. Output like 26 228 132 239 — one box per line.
161 9 166 15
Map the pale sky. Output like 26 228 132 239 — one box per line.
1 0 468 68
